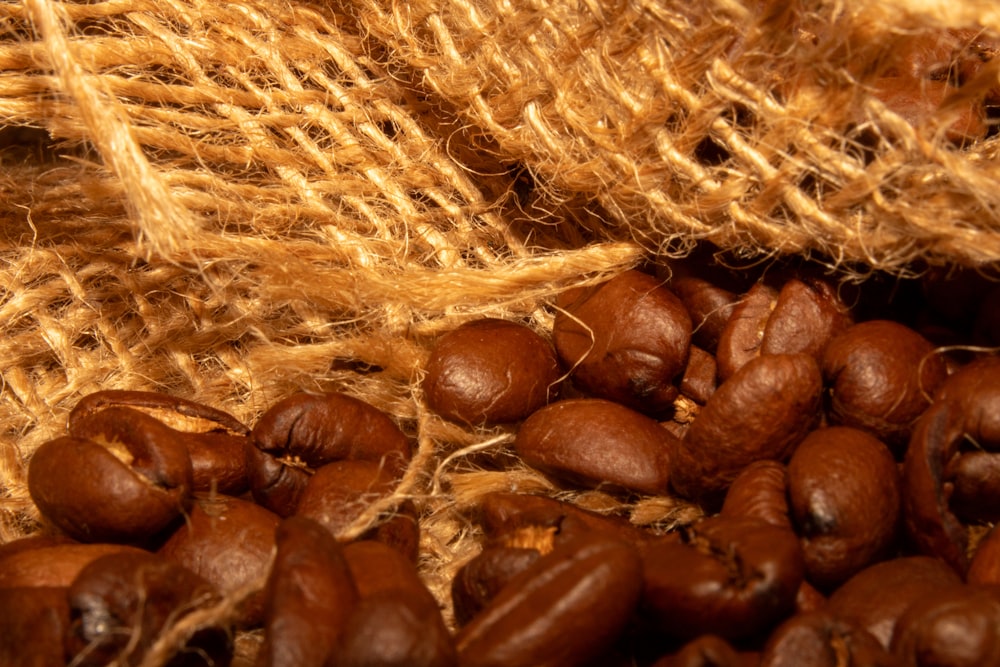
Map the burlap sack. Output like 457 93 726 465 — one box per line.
1 0 999 662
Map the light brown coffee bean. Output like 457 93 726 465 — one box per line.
424 318 561 426
29 407 194 544
514 398 676 496
553 270 692 415
671 353 822 506
787 426 901 590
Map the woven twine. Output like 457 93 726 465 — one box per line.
1 0 999 663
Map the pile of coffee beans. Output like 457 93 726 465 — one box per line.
3 253 999 666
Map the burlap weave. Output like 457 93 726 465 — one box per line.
1 0 999 662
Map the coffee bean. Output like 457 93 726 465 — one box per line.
890 585 1000 665
822 320 947 450
514 398 676 496
760 278 853 360
638 515 804 642
294 459 399 539
0 542 147 589
678 344 718 405
671 353 822 506
456 530 643 667
720 459 792 531
759 610 897 667
451 547 542 627
968 523 1000 585
29 407 194 544
715 282 778 381
0 587 71 667
158 493 281 627
670 275 739 354
787 426 901 589
651 634 754 667
423 318 561 425
553 270 692 415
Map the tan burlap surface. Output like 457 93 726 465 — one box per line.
2 0 1000 662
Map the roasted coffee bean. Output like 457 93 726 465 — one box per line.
361 498 421 563
295 459 398 539
0 587 70 667
890 585 1000 665
29 407 194 543
715 282 778 381
552 270 692 415
903 357 1000 574
671 353 822 506
822 320 947 450
759 611 898 667
0 533 74 560
826 556 963 649
639 515 804 642
257 516 359 667
456 530 643 667
679 345 718 405
0 542 147 589
247 392 411 516
720 459 792 531
670 275 738 354
66 551 229 667
423 318 561 426
651 634 756 667
514 398 676 496
158 494 280 627
70 389 252 495
787 426 901 589
335 540 456 667
760 278 853 360
944 449 1000 523
452 547 543 627
968 523 1000 585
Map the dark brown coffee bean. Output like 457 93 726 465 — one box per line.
759 610 899 667
679 345 718 405
424 318 561 425
334 540 456 667
760 278 853 360
247 392 411 516
671 275 739 354
715 282 778 382
360 498 421 564
0 587 70 667
720 459 792 531
158 494 280 627
651 634 755 667
903 357 1000 574
553 270 692 415
66 551 229 667
0 543 147 589
257 516 359 667
29 407 194 543
890 585 1000 666
822 320 947 450
826 556 963 649
452 547 543 627
944 449 1000 523
456 531 643 667
671 353 822 506
787 426 901 590
295 459 399 539
514 398 676 495
969 523 1000 585
638 515 804 642
795 580 827 614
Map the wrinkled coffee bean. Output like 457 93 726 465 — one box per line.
456 530 643 667
826 555 962 649
552 270 692 415
672 353 822 506
257 516 359 667
295 459 399 539
452 547 543 627
903 357 1000 574
0 587 71 667
158 493 280 627
70 389 252 496
29 407 194 543
890 585 1000 665
514 398 677 495
760 278 853 360
0 542 147 589
822 320 947 450
759 610 898 667
66 551 229 667
335 540 456 667
787 426 901 589
247 392 411 516
720 459 792 531
716 282 778 381
424 318 561 426
639 515 804 642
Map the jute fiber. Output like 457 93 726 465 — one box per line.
1 0 999 662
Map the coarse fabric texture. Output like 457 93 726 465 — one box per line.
1 0 999 662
